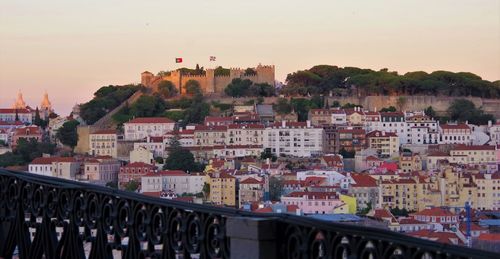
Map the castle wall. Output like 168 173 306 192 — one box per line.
181 74 210 94
214 75 233 94
142 65 275 96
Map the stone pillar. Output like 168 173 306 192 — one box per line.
226 217 278 259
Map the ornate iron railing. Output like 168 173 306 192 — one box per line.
0 169 495 259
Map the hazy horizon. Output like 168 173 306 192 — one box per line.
1 0 499 115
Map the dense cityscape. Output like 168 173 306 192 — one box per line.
1 1 499 258
0 63 499 254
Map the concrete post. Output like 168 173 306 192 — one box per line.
226 217 278 259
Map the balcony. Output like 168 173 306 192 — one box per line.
0 169 494 259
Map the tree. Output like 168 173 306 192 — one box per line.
158 80 177 98
341 103 361 109
164 110 185 122
56 120 80 148
269 176 284 201
358 202 372 215
447 99 496 125
260 149 277 162
80 84 141 124
202 182 210 200
274 98 292 115
182 95 210 126
214 66 230 76
124 180 139 192
164 135 202 172
281 65 500 98
0 152 24 167
339 147 355 158
390 207 409 217
15 138 56 163
331 100 341 108
379 106 397 112
244 68 257 76
225 78 252 97
185 80 202 96
424 106 437 118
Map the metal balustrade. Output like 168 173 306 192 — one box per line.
0 169 496 259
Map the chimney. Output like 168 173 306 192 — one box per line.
282 120 286 128
306 120 311 127
488 120 492 127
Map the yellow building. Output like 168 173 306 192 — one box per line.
379 178 419 211
90 129 117 158
207 171 237 207
366 130 399 157
339 194 357 214
399 153 422 173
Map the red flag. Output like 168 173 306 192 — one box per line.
175 58 183 63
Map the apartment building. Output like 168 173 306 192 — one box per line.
263 121 324 157
439 123 472 145
366 130 400 157
207 171 237 206
90 129 117 158
124 117 175 140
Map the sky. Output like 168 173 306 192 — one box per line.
1 0 499 115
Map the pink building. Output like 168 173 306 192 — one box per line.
11 125 42 148
118 162 156 188
281 191 344 214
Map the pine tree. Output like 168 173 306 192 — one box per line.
34 107 41 125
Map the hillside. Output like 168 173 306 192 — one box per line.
79 84 143 125
282 65 500 98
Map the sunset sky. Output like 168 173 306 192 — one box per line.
1 0 499 115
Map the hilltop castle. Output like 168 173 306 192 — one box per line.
141 64 275 95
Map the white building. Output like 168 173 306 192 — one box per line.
212 145 263 159
90 130 117 158
331 109 347 125
370 112 407 144
124 117 175 141
0 129 9 145
406 114 439 145
29 157 81 180
264 121 324 157
164 129 195 148
227 124 264 146
296 169 345 186
0 108 33 123
134 136 165 157
130 146 155 164
489 123 500 145
81 158 121 185
141 170 205 195
438 123 472 145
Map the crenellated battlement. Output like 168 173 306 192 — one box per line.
141 64 275 95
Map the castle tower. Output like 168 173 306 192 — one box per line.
205 69 215 93
255 64 276 86
13 91 27 109
40 91 52 112
141 71 154 87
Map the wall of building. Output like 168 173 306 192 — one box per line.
142 65 275 95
